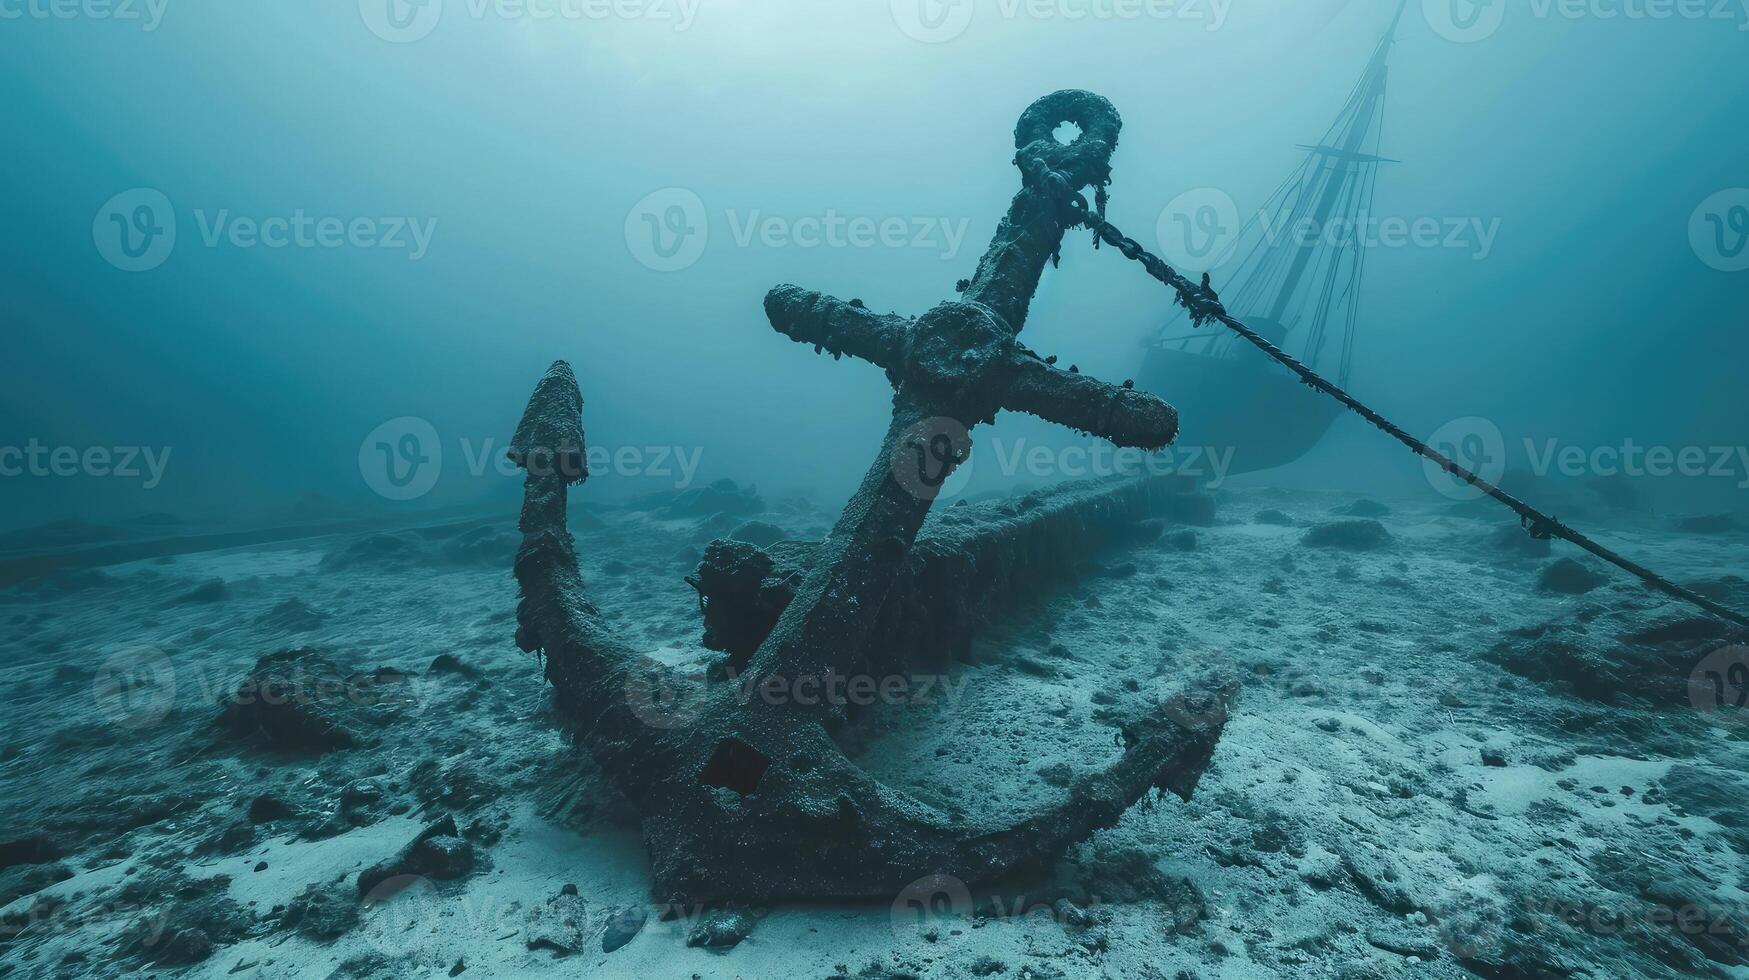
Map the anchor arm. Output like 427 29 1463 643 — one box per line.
508 360 589 482
510 362 674 799
958 185 1071 335
647 674 1238 905
764 285 910 372
508 362 1236 911
1003 353 1179 450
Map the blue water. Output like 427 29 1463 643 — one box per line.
3 0 1746 527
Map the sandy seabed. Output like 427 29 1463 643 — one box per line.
1 483 1746 979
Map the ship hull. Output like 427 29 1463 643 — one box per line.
1138 344 1343 477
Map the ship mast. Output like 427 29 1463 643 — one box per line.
1264 0 1406 325
1156 1 1406 386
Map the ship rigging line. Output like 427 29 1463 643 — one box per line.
1026 158 1749 633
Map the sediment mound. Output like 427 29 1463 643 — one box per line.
1303 520 1392 551
255 597 324 633
1538 557 1608 594
1484 609 1738 708
216 649 416 753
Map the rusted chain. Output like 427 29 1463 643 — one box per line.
1023 160 1749 632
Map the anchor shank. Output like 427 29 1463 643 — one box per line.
963 89 1123 335
959 185 1073 335
746 394 952 686
747 90 1154 707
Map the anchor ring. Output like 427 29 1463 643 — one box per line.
1013 90 1121 191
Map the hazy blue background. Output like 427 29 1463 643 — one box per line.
2 0 1745 531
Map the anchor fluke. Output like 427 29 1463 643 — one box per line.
509 360 588 486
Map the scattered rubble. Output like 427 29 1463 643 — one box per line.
356 815 477 898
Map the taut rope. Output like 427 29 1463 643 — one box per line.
1020 157 1749 632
